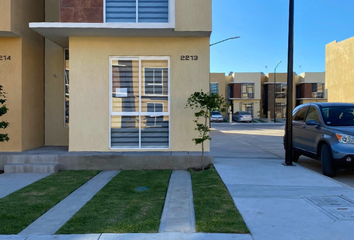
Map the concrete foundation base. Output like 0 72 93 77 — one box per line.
4 163 59 173
0 147 213 172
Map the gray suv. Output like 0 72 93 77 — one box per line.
290 102 354 177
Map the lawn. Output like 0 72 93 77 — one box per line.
0 171 100 234
57 170 172 234
189 166 249 233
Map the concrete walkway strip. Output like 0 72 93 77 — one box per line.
159 170 195 233
19 171 120 235
1 233 253 240
0 173 51 199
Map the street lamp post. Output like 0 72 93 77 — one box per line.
210 36 240 125
273 61 282 123
284 0 295 166
210 36 240 46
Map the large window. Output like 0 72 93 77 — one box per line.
312 83 324 98
275 83 287 98
241 83 254 98
110 57 169 149
105 0 169 23
210 83 219 94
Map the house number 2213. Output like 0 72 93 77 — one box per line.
180 55 198 61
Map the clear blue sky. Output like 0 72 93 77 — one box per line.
210 0 354 74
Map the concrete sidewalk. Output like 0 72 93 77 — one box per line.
214 157 354 240
0 173 51 199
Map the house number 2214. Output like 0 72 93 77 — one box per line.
0 55 11 61
180 55 198 61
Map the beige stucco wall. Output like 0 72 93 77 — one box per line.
0 38 22 151
0 0 11 33
326 38 354 103
45 0 60 22
68 36 210 152
232 72 263 100
210 73 226 98
45 40 68 146
0 0 44 152
175 0 211 32
266 73 289 83
14 0 45 151
299 72 325 84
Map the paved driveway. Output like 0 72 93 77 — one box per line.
210 123 354 188
211 123 354 240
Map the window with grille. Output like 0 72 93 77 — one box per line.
275 83 287 98
210 83 219 94
241 83 254 98
106 0 169 23
110 57 169 149
312 83 324 98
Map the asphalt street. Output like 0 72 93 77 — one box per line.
210 123 354 188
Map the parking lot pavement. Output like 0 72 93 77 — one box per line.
210 124 354 188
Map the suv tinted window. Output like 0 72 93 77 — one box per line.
306 106 320 122
294 106 308 121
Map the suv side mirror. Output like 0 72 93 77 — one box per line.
306 119 320 127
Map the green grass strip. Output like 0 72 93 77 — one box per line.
57 170 172 234
190 166 249 233
0 170 100 234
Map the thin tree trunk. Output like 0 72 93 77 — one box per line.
201 114 208 171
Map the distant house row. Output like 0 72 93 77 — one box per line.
210 72 326 119
211 35 354 119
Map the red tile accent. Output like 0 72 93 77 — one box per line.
87 0 103 8
74 7 103 23
60 0 78 7
60 0 90 8
60 7 75 22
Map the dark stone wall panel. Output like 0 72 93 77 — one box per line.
60 0 103 22
233 84 241 98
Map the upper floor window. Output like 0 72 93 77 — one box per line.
144 68 168 96
312 83 324 98
106 0 169 23
241 83 254 98
275 83 287 98
210 83 219 94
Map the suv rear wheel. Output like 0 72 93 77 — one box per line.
321 144 336 177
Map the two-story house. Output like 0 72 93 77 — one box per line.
1 0 212 154
227 72 265 118
296 72 326 106
211 71 327 120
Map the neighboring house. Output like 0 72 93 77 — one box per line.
228 72 265 118
263 73 295 119
0 0 45 152
211 71 327 119
326 37 354 103
0 0 212 152
296 72 327 106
